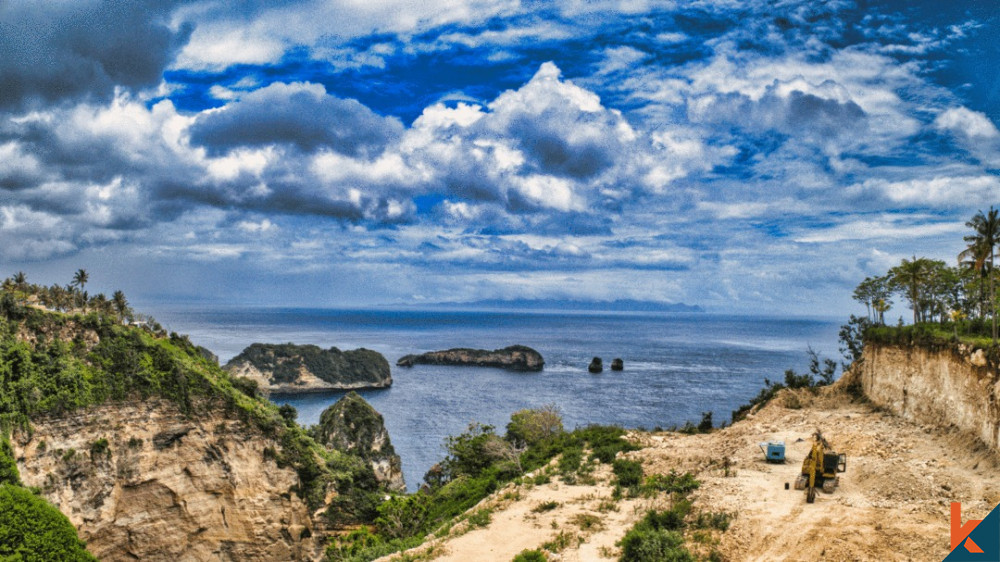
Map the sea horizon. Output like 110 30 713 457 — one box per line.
152 306 844 490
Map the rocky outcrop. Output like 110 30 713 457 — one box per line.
311 392 405 491
396 345 544 371
860 343 1000 451
610 358 624 371
588 357 603 373
13 400 321 561
225 343 391 393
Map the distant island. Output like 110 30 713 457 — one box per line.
225 343 392 393
397 345 545 371
415 298 703 313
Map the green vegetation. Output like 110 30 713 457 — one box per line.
225 343 389 386
846 206 1000 349
0 273 393 555
0 484 96 561
512 549 548 562
326 406 641 561
615 484 724 562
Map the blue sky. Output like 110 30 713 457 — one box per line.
1 0 998 315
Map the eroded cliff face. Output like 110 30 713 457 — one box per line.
13 400 322 561
861 343 1000 451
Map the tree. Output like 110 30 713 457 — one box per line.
505 404 564 447
112 290 131 322
888 256 942 325
12 272 26 291
960 207 1000 342
852 275 892 324
71 269 88 292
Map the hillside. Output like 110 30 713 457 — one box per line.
0 296 393 560
379 351 999 561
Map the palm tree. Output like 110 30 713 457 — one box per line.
71 269 89 292
889 256 937 325
961 207 1000 343
112 290 131 323
12 271 26 290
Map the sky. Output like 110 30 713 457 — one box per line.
1 0 998 316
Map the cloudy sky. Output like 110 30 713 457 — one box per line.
2 1 998 315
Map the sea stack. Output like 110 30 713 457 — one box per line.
611 358 624 371
588 357 603 373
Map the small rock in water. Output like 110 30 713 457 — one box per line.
611 358 624 371
588 357 603 373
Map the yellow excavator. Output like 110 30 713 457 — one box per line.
793 431 847 503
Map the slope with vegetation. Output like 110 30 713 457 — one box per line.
0 273 392 560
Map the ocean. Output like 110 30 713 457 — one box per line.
152 307 843 491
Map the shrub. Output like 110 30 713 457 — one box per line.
619 527 692 562
613 459 643 488
375 494 430 540
512 549 548 562
532 501 559 513
641 471 700 495
0 483 96 561
506 405 564 447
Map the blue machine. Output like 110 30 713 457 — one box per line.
759 441 785 463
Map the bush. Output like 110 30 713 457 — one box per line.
0 483 96 561
618 504 695 562
619 527 692 562
512 549 548 562
375 493 430 540
641 471 700 495
613 459 643 488
506 405 564 447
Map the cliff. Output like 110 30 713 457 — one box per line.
225 343 391 393
311 392 405 491
0 302 393 560
13 400 319 561
859 342 1000 451
396 345 544 371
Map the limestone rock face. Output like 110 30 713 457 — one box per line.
13 401 322 561
312 392 405 492
396 345 544 372
225 343 391 394
861 343 1000 451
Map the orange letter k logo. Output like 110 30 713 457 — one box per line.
952 502 984 553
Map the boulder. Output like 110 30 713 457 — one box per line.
588 357 603 373
396 345 544 371
611 358 624 371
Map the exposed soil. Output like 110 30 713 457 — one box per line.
382 380 1000 561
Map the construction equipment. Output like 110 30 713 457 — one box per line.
759 441 786 463
793 431 847 503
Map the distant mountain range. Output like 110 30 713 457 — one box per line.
426 298 703 313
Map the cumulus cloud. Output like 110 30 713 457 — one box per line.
0 1 192 110
188 82 404 156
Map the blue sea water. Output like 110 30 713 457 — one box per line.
152 308 842 491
